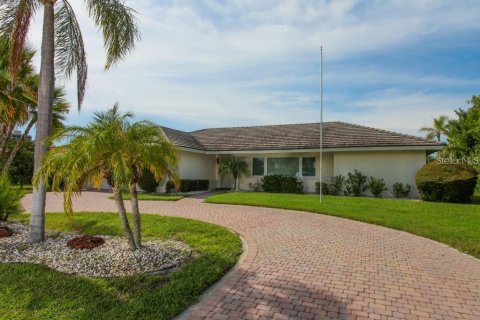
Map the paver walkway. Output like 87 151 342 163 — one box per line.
22 192 480 320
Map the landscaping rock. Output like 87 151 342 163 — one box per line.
67 235 105 250
0 226 13 238
0 221 191 277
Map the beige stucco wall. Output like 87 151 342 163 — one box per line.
333 150 427 197
158 150 217 191
233 152 334 193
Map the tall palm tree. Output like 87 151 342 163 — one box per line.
124 121 179 247
218 157 248 191
420 115 449 141
1 0 140 242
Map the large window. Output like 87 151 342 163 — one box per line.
252 158 264 176
302 157 316 176
267 157 299 176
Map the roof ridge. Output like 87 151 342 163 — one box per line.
190 122 332 133
334 121 443 145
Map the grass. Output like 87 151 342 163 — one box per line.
1 212 242 320
12 184 33 196
108 193 185 201
206 192 480 259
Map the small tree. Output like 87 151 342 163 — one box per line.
368 177 388 198
218 157 248 191
345 170 368 197
420 115 449 141
8 139 34 187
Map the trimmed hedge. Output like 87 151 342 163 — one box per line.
260 175 304 194
415 161 478 203
179 179 210 192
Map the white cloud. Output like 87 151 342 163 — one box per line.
24 0 480 135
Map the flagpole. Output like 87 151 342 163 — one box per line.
319 46 323 203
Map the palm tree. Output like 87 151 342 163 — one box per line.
123 122 179 247
1 0 140 243
420 115 449 141
218 157 248 191
35 106 179 250
2 87 70 171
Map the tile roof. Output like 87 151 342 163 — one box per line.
161 122 444 152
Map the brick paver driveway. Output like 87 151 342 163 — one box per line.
23 192 480 320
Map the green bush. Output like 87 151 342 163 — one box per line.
179 179 210 192
392 182 411 198
260 175 303 194
368 177 388 198
345 170 368 197
0 174 23 221
138 169 159 193
315 175 344 195
415 161 478 203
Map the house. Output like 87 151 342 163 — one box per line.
159 122 443 197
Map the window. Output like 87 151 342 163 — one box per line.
267 157 299 176
252 158 264 176
302 157 316 176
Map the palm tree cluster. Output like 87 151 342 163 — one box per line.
0 36 70 172
1 0 140 242
35 105 179 250
218 157 248 191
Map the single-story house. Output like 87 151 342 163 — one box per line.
156 121 443 197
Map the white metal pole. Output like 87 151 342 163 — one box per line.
320 46 323 203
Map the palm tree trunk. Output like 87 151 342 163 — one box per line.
233 174 238 191
0 124 14 162
2 119 34 172
28 1 55 243
129 180 142 248
112 186 137 251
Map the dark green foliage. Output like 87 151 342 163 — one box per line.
445 95 480 171
344 170 368 196
0 174 23 221
392 183 411 198
138 169 158 193
415 161 478 203
260 175 303 194
315 175 345 195
179 180 209 192
165 181 176 193
7 139 34 187
368 177 388 198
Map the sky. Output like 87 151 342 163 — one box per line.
26 0 480 136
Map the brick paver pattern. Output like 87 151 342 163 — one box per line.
22 192 480 320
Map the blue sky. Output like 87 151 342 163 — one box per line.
27 0 480 136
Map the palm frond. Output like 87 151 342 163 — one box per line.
84 0 140 70
54 0 87 108
0 0 39 84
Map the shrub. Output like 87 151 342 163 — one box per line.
0 173 23 221
328 175 345 195
368 177 388 198
344 170 368 197
138 169 159 193
249 181 262 192
179 179 210 192
261 175 303 194
315 182 329 195
165 181 176 193
392 183 411 198
415 161 478 203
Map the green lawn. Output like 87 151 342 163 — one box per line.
12 184 33 196
109 193 185 201
206 192 480 259
1 212 242 320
